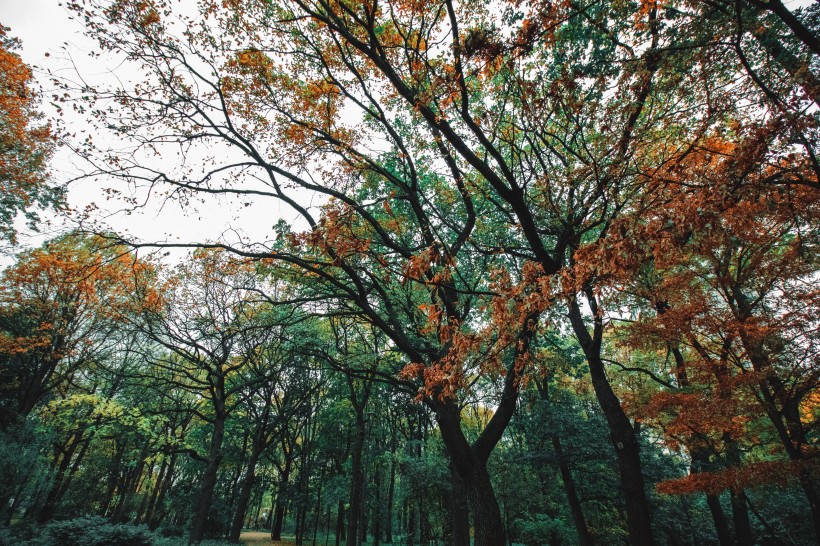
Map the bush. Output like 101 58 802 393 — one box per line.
36 516 154 546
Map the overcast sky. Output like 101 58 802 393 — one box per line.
2 0 299 260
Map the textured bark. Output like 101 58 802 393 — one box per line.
437 404 506 546
37 430 93 523
347 410 365 546
188 406 226 545
271 452 290 541
568 296 655 546
385 458 396 543
335 499 345 546
704 494 733 546
229 445 262 542
448 460 470 546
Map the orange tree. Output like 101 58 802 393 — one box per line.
0 233 154 429
574 127 820 542
0 24 62 246
65 0 818 543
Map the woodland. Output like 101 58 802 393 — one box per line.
1 0 819 545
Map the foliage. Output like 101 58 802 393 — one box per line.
0 24 62 246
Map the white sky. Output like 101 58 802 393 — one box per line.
2 0 300 261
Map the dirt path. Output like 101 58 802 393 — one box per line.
239 531 296 545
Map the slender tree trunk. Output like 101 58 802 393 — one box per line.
312 472 323 546
188 408 227 545
385 458 396 544
568 297 655 546
37 430 93 523
406 499 416 546
150 452 177 530
724 437 753 545
705 494 733 546
141 455 168 525
372 465 381 546
272 452 292 541
335 499 345 546
552 435 593 545
229 444 262 542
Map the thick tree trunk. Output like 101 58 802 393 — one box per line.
447 460 470 546
552 435 593 546
188 409 227 545
436 404 506 546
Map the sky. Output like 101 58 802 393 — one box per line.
2 0 300 260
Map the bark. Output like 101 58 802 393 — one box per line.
346 414 365 546
568 297 655 546
335 499 345 546
141 456 168 525
372 465 381 546
229 443 262 542
188 405 227 545
385 458 396 543
272 444 293 541
724 437 754 545
149 452 177 530
37 429 93 523
447 460 470 546
436 404 506 546
704 494 733 546
552 435 593 546
406 499 416 546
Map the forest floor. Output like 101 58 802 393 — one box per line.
239 531 296 545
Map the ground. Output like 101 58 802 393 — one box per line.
239 531 296 545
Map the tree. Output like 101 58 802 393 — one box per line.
0 233 152 429
62 0 820 543
0 24 62 247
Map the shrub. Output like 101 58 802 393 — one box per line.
36 516 154 546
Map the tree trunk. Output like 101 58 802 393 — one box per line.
37 430 93 523
188 408 227 545
229 444 262 542
335 499 345 546
150 451 177 530
704 494 732 546
372 465 381 546
272 451 292 541
552 435 593 545
347 410 365 546
141 455 168 525
385 458 396 544
436 404 506 546
447 460 470 546
568 296 655 546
